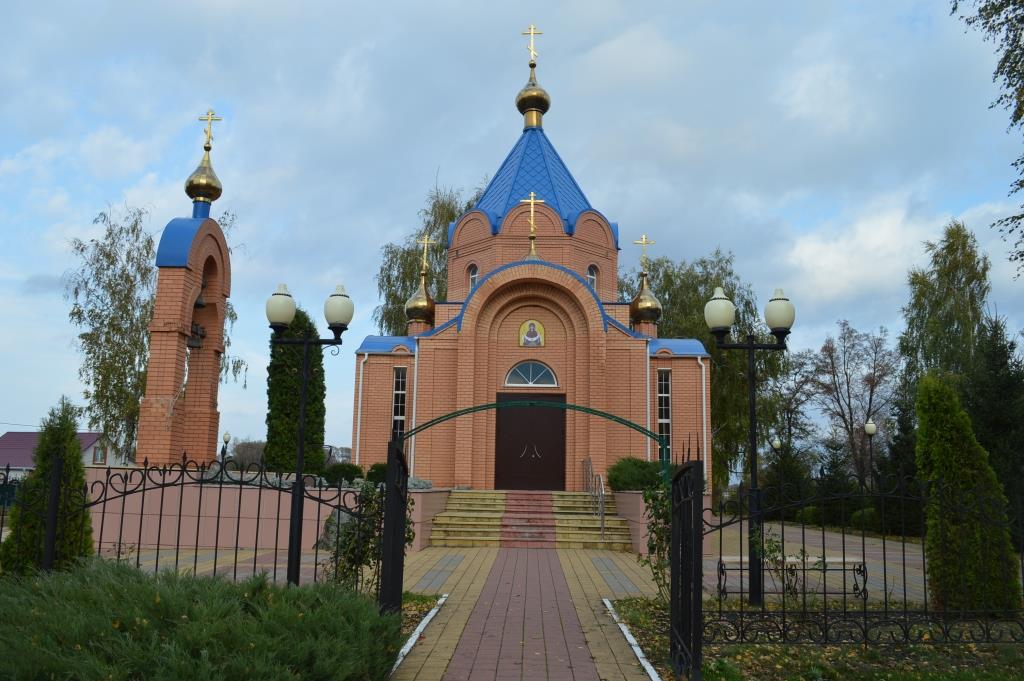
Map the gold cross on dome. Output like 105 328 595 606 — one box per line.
416 233 436 270
519 191 545 236
198 109 223 145
634 234 655 270
522 24 543 61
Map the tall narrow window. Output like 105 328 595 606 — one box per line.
392 367 408 442
587 264 598 289
657 369 672 460
468 264 479 289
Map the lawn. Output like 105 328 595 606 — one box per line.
614 597 1024 681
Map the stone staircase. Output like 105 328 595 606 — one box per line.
429 490 633 550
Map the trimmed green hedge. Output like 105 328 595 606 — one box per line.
323 462 363 486
0 560 401 680
608 457 668 491
794 506 820 526
367 463 388 484
850 507 879 532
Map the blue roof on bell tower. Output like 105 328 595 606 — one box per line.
474 127 591 232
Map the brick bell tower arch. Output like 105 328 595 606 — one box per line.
137 112 231 465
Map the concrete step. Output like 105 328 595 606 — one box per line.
429 536 634 551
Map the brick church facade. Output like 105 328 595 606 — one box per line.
351 58 712 492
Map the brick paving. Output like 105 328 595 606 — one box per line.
394 546 654 681
443 548 599 681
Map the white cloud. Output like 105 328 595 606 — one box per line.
776 59 862 134
783 193 933 306
0 139 65 178
79 126 153 178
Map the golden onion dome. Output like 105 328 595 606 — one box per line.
405 272 435 324
630 271 663 325
516 60 550 128
185 141 223 203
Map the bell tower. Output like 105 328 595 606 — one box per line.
136 110 232 465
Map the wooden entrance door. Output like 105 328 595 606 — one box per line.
494 393 566 490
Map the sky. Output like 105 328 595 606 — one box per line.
0 1 1021 449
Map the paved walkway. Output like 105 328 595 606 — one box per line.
395 547 655 681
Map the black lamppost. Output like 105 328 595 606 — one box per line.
864 418 877 490
704 286 795 606
265 283 355 586
220 431 231 461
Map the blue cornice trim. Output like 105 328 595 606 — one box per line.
418 318 457 337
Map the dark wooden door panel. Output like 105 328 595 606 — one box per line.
494 393 566 490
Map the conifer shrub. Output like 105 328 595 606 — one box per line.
0 397 93 574
608 457 663 491
0 560 400 679
265 308 326 476
323 462 363 486
367 462 388 485
915 373 1022 611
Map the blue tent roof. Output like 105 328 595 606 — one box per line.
474 127 591 233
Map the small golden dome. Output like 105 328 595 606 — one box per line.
185 142 223 203
516 60 550 128
630 271 663 325
405 273 435 324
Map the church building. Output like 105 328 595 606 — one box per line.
351 49 712 492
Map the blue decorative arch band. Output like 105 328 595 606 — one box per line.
452 259 631 334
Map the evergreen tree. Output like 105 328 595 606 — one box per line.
915 373 1021 611
264 308 326 475
961 314 1024 542
0 397 94 573
874 372 923 535
814 431 858 526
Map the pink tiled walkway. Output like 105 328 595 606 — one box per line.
443 548 600 681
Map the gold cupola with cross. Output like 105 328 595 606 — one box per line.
185 109 224 206
630 234 663 334
405 233 436 333
516 24 551 129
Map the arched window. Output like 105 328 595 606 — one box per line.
505 361 557 387
468 264 479 289
587 264 598 289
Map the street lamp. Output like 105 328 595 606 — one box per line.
266 283 355 586
864 418 877 490
221 431 231 461
771 436 782 452
704 286 795 606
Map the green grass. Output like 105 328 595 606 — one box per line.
401 591 441 638
614 597 1024 681
0 559 402 680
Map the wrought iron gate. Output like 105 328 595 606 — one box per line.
670 461 703 680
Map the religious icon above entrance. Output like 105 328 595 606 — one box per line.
519 320 545 347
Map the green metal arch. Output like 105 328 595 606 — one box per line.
400 399 670 468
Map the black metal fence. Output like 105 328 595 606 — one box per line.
0 444 410 614
670 463 1024 680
